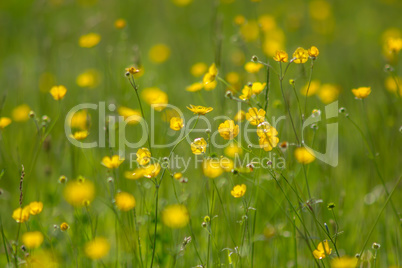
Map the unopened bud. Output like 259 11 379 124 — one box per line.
372 243 381 250
29 111 35 118
225 91 233 99
251 55 258 62
205 129 211 134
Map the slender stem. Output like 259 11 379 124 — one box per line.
150 185 159 268
304 60 315 117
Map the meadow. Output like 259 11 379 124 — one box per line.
0 0 401 267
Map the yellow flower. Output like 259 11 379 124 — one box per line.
84 237 110 260
136 148 151 166
258 15 276 32
239 85 253 100
141 87 168 111
231 184 246 198
102 155 124 169
257 122 279 151
76 69 100 88
170 117 184 131
203 158 223 178
0 117 12 129
124 169 145 180
149 44 170 63
351 87 371 99
12 207 31 223
142 163 161 179
292 47 309 64
63 180 95 207
246 107 266 125
220 157 234 172
226 72 240 85
49 85 67 100
273 50 288 62
234 110 246 122
308 46 319 57
234 15 245 26
60 222 70 231
28 201 43 215
70 130 89 140
224 143 243 157
331 256 358 268
294 147 315 164
173 172 183 180
318 84 340 104
203 63 218 91
218 120 239 140
240 20 259 42
125 66 141 75
79 33 101 48
313 240 332 259
69 110 89 130
114 18 126 29
118 106 142 125
384 76 402 95
187 104 213 115
244 62 264 73
309 0 331 21
386 37 402 54
12 104 31 122
190 62 208 77
172 0 192 6
186 82 204 92
191 137 207 155
115 192 136 211
22 232 44 249
301 80 321 96
162 204 189 228
251 82 266 94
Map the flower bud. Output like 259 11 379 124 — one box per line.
251 55 258 62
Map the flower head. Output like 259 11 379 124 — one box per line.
293 47 309 64
12 104 31 122
115 192 136 211
102 155 124 169
149 44 170 63
186 82 203 92
0 117 12 129
136 148 151 166
142 163 161 178
22 232 44 249
301 80 321 96
231 184 247 198
257 122 279 151
60 222 70 231
239 85 253 100
294 147 315 164
191 138 207 155
12 207 31 223
76 69 100 88
202 63 218 90
273 50 288 62
63 180 95 207
69 110 89 130
224 143 243 157
162 204 189 228
251 82 266 95
244 62 264 73
234 110 246 122
331 256 358 268
28 201 43 215
141 87 168 111
118 106 142 125
308 46 319 58
352 87 371 99
202 158 223 178
114 18 127 29
246 107 266 125
313 240 332 259
49 85 67 100
187 104 213 115
84 237 110 260
190 62 208 77
70 130 89 140
170 117 184 131
79 33 101 48
218 120 239 140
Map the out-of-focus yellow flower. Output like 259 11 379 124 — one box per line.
234 15 246 26
273 50 288 62
239 85 253 100
234 110 246 122
226 72 240 85
309 0 331 21
79 33 101 48
12 207 31 223
141 87 168 111
186 82 204 92
224 143 243 157
318 84 339 104
50 85 67 100
308 46 319 58
191 137 207 155
258 15 276 32
172 0 192 6
203 63 218 91
162 204 189 228
263 224 276 239
12 104 31 122
69 110 89 130
115 192 136 211
231 50 246 66
125 66 140 75
136 148 151 166
63 180 95 207
170 117 184 131
218 120 239 140
161 109 179 122
190 62 208 77
142 163 161 179
26 250 59 267
251 82 266 94
28 202 43 215
102 155 124 169
293 47 309 64
386 37 402 54
244 62 264 73
22 232 44 249
0 117 11 129
114 18 126 29
301 80 321 96
257 122 279 151
125 169 145 180
84 237 110 260
263 39 284 57
246 107 266 125
330 256 358 268
384 76 401 95
220 157 234 172
203 158 223 178
118 106 142 125
231 184 246 198
187 104 213 115
240 20 259 42
352 87 371 99
294 147 315 164
76 69 100 88
149 44 170 63
173 173 183 180
70 130 89 140
313 240 332 259
60 222 69 231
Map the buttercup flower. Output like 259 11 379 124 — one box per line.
170 117 184 131
191 62 208 77
352 87 371 99
22 232 44 249
12 104 31 122
244 62 264 73
301 80 321 96
50 85 67 100
273 50 288 62
70 130 89 140
331 256 358 268
173 172 183 180
149 44 170 63
115 192 136 211
386 37 402 54
186 82 203 92
76 69 100 88
141 163 161 179
12 207 31 223
102 155 124 169
63 180 95 207
231 184 247 198
234 110 246 122
125 66 141 75
118 106 142 125
220 157 234 172
257 122 279 151
240 21 259 42
191 138 207 155
246 107 266 125
125 169 145 180
294 147 315 164
224 143 243 157
203 158 224 178
136 148 151 166
60 222 70 231
114 18 126 29
234 15 246 26
187 104 213 115
308 46 319 57
318 84 340 104
141 87 168 111
203 63 218 90
239 85 253 100
251 82 266 94
69 110 89 130
0 117 11 129
84 237 110 260
28 201 43 215
293 47 309 64
79 33 101 48
162 204 189 228
218 120 239 140
384 76 401 95
313 240 332 259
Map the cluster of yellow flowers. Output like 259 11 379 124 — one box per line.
12 201 43 223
